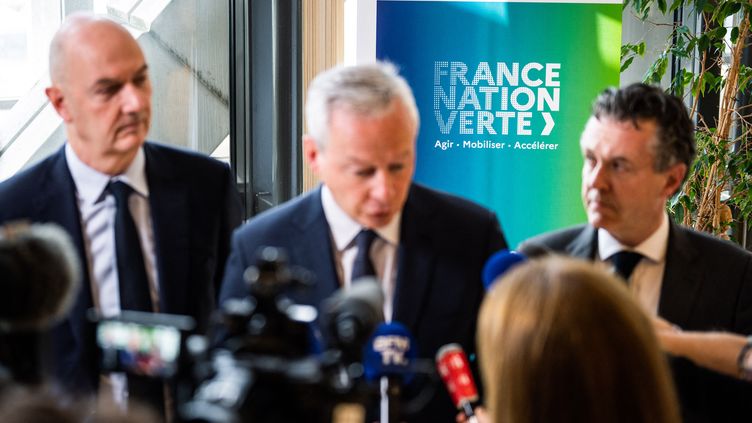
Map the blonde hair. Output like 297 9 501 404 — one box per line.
478 256 680 423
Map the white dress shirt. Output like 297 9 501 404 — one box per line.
320 185 400 322
598 212 669 315
65 143 160 406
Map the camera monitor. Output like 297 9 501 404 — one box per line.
91 310 195 379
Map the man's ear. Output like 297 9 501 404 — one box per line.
663 162 687 197
303 134 321 174
45 86 71 122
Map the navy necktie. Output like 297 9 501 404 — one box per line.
109 181 164 416
351 229 378 281
610 251 644 283
109 181 152 312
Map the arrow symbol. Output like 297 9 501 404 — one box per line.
541 112 555 136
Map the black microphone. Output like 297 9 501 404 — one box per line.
0 221 81 385
321 277 385 363
363 322 417 423
0 221 80 331
517 242 552 259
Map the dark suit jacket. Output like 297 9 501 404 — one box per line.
0 142 242 393
522 223 752 423
219 183 507 422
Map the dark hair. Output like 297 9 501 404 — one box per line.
592 83 695 172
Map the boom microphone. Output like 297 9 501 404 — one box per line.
436 343 479 423
0 221 80 331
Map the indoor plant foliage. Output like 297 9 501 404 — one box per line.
622 0 752 247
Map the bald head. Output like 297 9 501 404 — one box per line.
49 13 138 85
45 12 152 175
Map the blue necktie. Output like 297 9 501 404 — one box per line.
109 181 152 312
351 229 378 281
109 181 164 416
610 251 643 283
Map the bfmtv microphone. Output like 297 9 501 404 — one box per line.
436 343 479 423
363 322 417 423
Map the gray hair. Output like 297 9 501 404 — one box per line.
305 62 420 148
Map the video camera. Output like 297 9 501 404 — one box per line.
93 247 383 423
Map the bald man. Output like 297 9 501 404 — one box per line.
0 13 241 412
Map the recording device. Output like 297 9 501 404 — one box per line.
93 246 385 422
0 221 81 385
436 343 480 423
0 221 80 331
93 311 195 379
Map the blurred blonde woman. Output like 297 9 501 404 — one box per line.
477 256 680 423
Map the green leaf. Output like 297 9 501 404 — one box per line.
658 0 667 13
731 26 739 44
621 56 636 72
726 2 742 17
637 41 646 55
698 33 709 52
695 0 708 13
669 0 684 12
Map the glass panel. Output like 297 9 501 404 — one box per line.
0 0 230 181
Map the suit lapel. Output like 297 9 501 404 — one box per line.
393 186 436 328
143 144 190 313
34 148 94 344
290 187 340 306
658 223 701 326
566 225 598 259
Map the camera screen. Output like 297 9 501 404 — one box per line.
97 319 182 378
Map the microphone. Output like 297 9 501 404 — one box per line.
363 322 417 423
517 242 552 259
0 221 81 385
0 221 81 331
482 249 527 290
321 277 385 363
436 343 479 423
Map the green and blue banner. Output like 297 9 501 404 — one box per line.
376 0 622 246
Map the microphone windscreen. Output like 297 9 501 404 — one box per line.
482 249 527 290
436 343 479 408
321 277 384 355
363 322 417 382
517 242 552 259
0 222 81 331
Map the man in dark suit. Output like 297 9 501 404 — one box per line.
522 83 752 422
219 62 507 422
0 13 242 414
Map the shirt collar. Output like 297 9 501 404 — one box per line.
598 212 669 263
320 185 401 251
65 143 149 206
